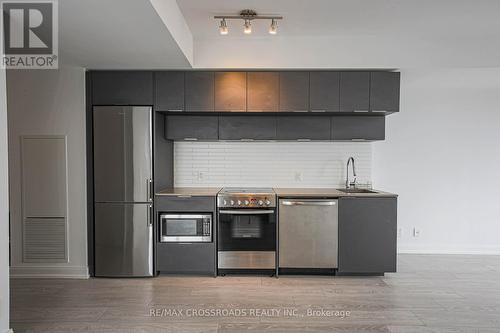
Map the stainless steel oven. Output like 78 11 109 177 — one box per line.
159 213 212 242
217 188 276 270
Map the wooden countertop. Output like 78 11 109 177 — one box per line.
273 188 398 198
156 187 221 197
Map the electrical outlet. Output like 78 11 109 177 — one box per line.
294 171 303 182
397 228 403 238
413 227 421 238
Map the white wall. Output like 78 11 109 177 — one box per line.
1 68 11 333
373 68 500 254
174 141 372 188
7 67 88 278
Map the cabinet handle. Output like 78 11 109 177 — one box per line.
240 138 254 142
351 138 366 142
311 110 326 113
297 139 311 142
371 110 387 113
353 110 369 113
167 109 183 112
176 195 192 198
184 138 198 141
292 110 308 113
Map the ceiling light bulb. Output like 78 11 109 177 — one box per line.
219 19 228 35
269 19 278 35
243 19 252 34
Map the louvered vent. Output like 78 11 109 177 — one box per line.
24 217 67 261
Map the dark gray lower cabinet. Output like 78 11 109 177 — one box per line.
332 116 385 141
219 116 276 140
165 115 218 140
157 243 215 275
276 116 331 140
155 196 216 275
338 197 397 274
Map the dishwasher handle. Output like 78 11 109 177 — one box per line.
281 200 337 206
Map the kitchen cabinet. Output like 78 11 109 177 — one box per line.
247 72 279 112
219 116 276 140
276 116 331 140
165 115 218 140
338 197 397 274
91 71 153 105
370 72 400 113
309 72 340 112
185 71 214 112
155 71 184 112
339 72 370 112
215 72 246 112
279 72 310 112
331 116 385 141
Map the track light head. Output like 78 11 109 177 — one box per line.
269 19 278 34
243 19 252 34
219 18 228 35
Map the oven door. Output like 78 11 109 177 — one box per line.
217 209 276 251
160 214 212 242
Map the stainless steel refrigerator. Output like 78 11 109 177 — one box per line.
93 106 153 277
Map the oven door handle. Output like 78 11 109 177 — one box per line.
219 210 275 215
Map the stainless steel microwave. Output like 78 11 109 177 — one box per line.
159 213 212 242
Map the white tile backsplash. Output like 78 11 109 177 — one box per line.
174 142 372 188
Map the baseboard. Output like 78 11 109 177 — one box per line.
10 265 89 279
398 244 500 255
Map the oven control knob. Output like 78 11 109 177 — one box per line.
258 200 264 206
244 200 249 205
237 200 242 206
230 200 235 206
265 200 271 206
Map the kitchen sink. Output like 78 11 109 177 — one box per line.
337 188 377 194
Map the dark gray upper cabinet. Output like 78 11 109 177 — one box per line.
276 116 331 140
155 71 184 112
338 197 397 273
247 72 279 112
185 71 214 112
165 115 218 140
279 72 310 112
92 71 153 105
370 72 400 113
339 72 370 112
331 116 385 141
219 116 276 140
214 72 246 112
309 72 340 112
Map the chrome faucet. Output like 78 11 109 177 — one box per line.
346 157 357 189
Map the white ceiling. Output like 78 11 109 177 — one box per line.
178 0 500 39
59 0 191 69
56 0 500 69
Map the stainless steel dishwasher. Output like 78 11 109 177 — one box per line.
278 199 338 269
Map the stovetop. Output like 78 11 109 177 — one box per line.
217 187 276 208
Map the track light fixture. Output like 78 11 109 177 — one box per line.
214 9 283 35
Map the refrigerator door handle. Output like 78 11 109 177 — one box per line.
147 204 152 226
147 178 153 202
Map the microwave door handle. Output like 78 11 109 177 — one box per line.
219 210 275 215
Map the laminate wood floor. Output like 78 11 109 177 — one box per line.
10 255 500 333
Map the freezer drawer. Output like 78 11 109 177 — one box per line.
279 199 338 268
94 203 153 277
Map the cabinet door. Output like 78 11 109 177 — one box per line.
247 72 279 112
309 72 340 112
339 72 370 112
165 116 218 140
155 71 184 112
331 116 385 141
92 71 153 105
276 116 331 140
219 116 276 140
370 72 400 113
214 72 246 112
279 72 310 112
338 197 397 273
185 72 214 112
